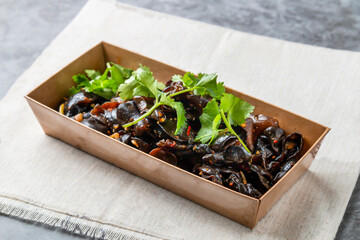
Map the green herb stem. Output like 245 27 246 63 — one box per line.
220 109 251 153
122 102 163 128
122 87 194 129
168 87 196 97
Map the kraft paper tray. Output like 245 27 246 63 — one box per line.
25 42 330 229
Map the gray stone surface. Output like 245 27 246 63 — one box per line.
0 216 85 240
0 0 87 99
0 0 358 239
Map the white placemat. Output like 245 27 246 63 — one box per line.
0 0 359 239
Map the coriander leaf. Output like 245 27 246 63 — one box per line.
219 93 234 112
70 63 133 99
207 81 225 100
99 68 110 80
118 77 138 99
133 66 161 98
69 86 80 96
73 74 90 85
133 85 153 97
178 72 225 100
159 94 187 134
86 70 121 99
172 101 187 134
171 75 183 82
218 93 254 153
156 81 166 90
195 99 221 143
220 93 254 126
182 72 197 88
107 63 124 86
195 73 225 99
111 62 133 79
92 88 114 99
117 65 164 100
196 73 217 88
195 93 254 153
85 69 101 79
229 98 254 126
211 114 222 143
69 74 91 96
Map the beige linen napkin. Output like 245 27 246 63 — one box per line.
0 0 359 239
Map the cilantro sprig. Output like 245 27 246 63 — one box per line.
171 72 225 100
118 65 165 100
120 66 186 134
195 93 254 153
120 68 227 135
69 62 133 99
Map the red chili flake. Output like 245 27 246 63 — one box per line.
83 97 91 104
91 104 104 115
273 140 278 144
101 101 119 110
229 182 234 186
186 126 191 136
